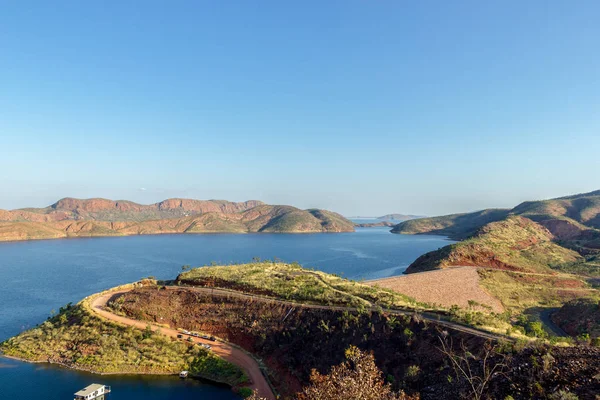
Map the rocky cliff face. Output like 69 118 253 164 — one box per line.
157 198 263 214
2 198 265 222
51 198 145 213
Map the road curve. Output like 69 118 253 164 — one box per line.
91 290 276 400
91 284 511 400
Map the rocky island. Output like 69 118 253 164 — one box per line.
0 198 355 242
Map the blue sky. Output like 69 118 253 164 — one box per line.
1 1 599 216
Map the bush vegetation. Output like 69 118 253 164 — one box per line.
0 295 247 387
0 303 195 374
189 348 248 385
477 269 597 313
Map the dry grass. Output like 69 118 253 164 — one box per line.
478 269 600 313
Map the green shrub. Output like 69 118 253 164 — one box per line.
548 390 579 400
576 333 591 345
190 348 248 386
404 365 420 381
0 303 197 374
237 387 254 398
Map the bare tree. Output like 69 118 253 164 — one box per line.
437 333 509 400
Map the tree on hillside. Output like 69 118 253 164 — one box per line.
296 345 418 400
437 333 509 400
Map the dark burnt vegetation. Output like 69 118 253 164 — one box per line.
115 287 600 399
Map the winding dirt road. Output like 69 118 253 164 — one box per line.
91 290 276 400
89 283 516 400
175 285 509 341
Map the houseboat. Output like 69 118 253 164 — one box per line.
74 383 111 400
179 370 189 378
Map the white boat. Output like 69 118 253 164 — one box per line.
74 384 111 400
179 370 189 378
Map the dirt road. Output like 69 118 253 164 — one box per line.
89 283 514 400
91 290 276 400
120 284 510 341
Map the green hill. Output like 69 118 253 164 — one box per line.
392 191 600 277
405 216 600 314
177 262 419 309
405 216 582 274
391 209 510 239
399 191 600 316
512 190 600 229
393 190 600 240
394 190 600 274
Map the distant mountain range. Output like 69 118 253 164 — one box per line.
349 214 424 222
377 214 424 221
0 198 355 241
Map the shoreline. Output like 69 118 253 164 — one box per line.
0 229 356 244
2 282 275 399
0 353 182 377
90 288 275 398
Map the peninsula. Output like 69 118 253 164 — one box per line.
3 262 599 399
0 198 355 241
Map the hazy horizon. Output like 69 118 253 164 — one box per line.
2 2 599 216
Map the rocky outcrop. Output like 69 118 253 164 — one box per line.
51 197 145 213
2 197 266 222
157 198 263 214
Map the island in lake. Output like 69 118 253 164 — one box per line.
0 197 355 242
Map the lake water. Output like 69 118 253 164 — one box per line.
0 228 451 399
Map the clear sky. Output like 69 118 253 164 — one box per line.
1 1 599 216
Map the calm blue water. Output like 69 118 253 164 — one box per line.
0 229 451 399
